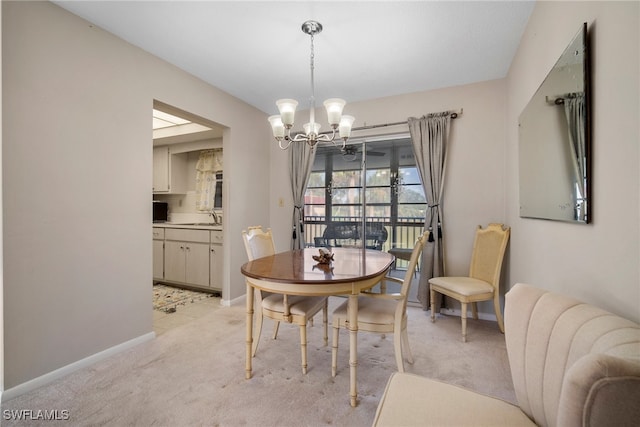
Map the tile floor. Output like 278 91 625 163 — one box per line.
152 289 223 336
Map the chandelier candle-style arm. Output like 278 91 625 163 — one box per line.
268 20 354 150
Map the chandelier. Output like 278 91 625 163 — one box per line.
268 20 355 150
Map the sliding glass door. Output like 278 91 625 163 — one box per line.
304 137 426 266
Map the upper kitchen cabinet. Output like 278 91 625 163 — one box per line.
153 146 187 194
152 103 225 195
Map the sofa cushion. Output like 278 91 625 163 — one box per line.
262 294 325 316
372 372 536 427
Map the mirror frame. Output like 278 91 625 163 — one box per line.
518 23 591 224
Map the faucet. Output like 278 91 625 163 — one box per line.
209 210 220 225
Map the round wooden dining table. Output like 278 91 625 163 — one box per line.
241 247 395 407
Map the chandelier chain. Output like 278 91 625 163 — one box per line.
309 32 316 122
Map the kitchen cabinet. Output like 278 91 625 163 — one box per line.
163 228 210 288
209 230 223 290
153 147 187 194
154 226 224 293
152 228 165 281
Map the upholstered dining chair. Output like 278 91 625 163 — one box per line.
429 223 510 342
331 231 429 376
242 226 328 374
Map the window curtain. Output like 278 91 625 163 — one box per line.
563 93 587 221
195 149 223 212
289 143 316 249
408 112 452 311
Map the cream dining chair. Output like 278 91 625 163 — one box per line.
331 231 429 376
242 226 328 374
429 223 510 342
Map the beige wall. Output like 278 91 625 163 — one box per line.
269 79 509 307
2 1 269 390
506 1 639 322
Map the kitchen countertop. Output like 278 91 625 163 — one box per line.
153 223 223 231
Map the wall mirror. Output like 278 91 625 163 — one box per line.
519 23 590 223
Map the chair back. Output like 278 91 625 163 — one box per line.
364 223 389 250
399 231 430 300
320 223 359 247
468 223 510 291
242 226 275 261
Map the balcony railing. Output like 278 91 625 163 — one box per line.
303 216 425 269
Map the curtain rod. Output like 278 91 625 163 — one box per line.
545 93 582 105
349 108 463 133
312 108 463 136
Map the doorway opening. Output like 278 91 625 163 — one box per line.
152 100 227 335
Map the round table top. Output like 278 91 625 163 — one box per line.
241 247 395 285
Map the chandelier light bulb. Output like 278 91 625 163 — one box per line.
268 115 285 138
276 99 298 127
323 98 346 127
303 122 321 137
339 115 355 139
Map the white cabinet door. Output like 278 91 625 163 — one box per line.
153 239 164 280
210 244 223 290
153 148 188 194
153 147 169 192
164 238 209 287
162 228 214 289
164 240 186 283
185 242 210 287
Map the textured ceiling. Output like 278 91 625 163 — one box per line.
54 1 535 116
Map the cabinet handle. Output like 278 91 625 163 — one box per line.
210 248 216 253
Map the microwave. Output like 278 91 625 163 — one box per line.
153 201 168 223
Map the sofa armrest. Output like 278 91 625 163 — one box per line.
558 354 640 427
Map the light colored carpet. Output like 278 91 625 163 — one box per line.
1 297 515 426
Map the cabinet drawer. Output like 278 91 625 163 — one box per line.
165 228 210 243
152 228 165 240
210 230 223 244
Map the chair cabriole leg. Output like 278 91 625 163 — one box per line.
331 323 339 377
461 302 468 343
430 287 436 322
393 322 404 373
252 303 263 357
300 325 308 374
402 321 414 365
494 295 505 333
323 300 329 345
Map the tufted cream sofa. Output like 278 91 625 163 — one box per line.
372 283 640 426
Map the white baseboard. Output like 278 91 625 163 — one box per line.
221 293 246 307
2 332 155 402
406 301 499 322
